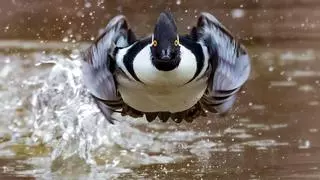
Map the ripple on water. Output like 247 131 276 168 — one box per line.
287 70 320 77
280 50 316 61
269 81 297 87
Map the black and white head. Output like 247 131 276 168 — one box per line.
130 11 199 86
150 12 181 71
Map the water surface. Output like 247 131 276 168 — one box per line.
1 0 320 179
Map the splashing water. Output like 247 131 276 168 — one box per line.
0 43 301 179
23 51 216 178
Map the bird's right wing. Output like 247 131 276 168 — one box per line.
82 15 137 123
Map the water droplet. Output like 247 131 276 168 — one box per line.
268 66 274 72
176 0 181 5
231 9 245 18
62 37 69 42
97 0 104 7
4 58 11 64
84 2 92 8
298 140 311 149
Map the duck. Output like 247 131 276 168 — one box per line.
81 11 250 123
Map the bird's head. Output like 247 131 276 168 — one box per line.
151 12 181 71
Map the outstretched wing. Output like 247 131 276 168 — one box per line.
82 15 136 123
194 12 251 114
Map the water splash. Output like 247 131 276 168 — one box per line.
27 53 217 177
0 44 296 179
30 57 152 163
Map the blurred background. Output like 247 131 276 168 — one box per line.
1 0 320 43
0 0 320 180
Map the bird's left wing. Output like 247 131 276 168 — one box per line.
191 12 251 114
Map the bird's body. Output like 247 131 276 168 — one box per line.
82 12 251 123
115 36 210 113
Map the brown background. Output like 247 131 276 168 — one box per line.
0 0 320 42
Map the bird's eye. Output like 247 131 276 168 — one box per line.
152 40 158 47
174 39 179 46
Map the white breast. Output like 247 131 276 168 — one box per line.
115 43 210 113
132 44 198 86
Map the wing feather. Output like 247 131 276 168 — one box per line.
81 15 136 123
196 12 251 113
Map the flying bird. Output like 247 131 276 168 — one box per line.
82 11 250 123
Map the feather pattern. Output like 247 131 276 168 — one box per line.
81 12 250 123
81 15 134 123
196 12 251 113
